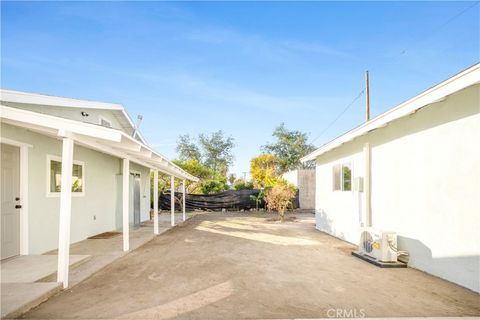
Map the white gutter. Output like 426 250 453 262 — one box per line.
0 89 149 144
0 89 123 110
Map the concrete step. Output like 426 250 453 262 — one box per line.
35 255 92 283
1 282 61 319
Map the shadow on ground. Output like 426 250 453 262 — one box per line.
20 212 480 319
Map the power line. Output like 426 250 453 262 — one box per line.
309 2 478 147
402 1 479 58
310 89 365 145
377 1 479 65
432 1 479 35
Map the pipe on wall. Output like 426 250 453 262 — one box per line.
364 142 372 227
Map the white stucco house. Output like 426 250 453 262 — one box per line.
301 64 480 292
0 90 197 288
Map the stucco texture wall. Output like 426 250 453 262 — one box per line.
314 84 480 292
1 123 151 254
283 169 316 209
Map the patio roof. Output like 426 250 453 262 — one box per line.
0 104 198 182
301 63 480 161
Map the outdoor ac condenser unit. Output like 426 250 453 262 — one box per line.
359 228 398 262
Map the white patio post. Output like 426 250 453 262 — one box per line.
122 159 130 251
57 133 74 289
182 179 186 221
170 175 175 226
153 170 159 235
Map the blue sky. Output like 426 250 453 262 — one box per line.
2 1 479 178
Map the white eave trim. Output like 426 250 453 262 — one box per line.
0 89 148 145
1 105 123 142
302 63 480 162
0 105 199 182
0 89 124 110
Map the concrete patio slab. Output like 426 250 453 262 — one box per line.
1 255 90 283
40 212 199 286
1 283 60 319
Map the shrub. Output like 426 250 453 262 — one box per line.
264 182 296 222
200 177 229 194
233 179 254 190
249 190 265 211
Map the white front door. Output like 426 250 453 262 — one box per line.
1 143 21 259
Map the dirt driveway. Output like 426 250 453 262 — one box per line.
21 213 480 319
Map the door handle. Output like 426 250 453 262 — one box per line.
15 197 20 201
15 205 22 209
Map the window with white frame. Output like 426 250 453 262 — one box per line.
98 116 112 128
47 155 85 196
333 162 352 191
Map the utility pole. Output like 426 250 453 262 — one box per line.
365 71 370 122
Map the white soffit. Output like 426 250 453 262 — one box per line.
301 63 480 162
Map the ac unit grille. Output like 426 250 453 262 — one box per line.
360 231 374 253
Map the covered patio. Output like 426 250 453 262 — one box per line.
1 102 199 318
1 212 198 318
1 105 198 287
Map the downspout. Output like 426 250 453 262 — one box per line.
364 142 372 227
364 71 372 227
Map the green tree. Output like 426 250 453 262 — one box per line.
262 123 316 174
172 159 214 194
176 134 201 162
174 131 235 195
199 131 235 175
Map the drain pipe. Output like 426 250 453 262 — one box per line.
364 71 372 227
364 142 372 227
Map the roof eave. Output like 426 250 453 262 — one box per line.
0 105 199 181
301 63 480 162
